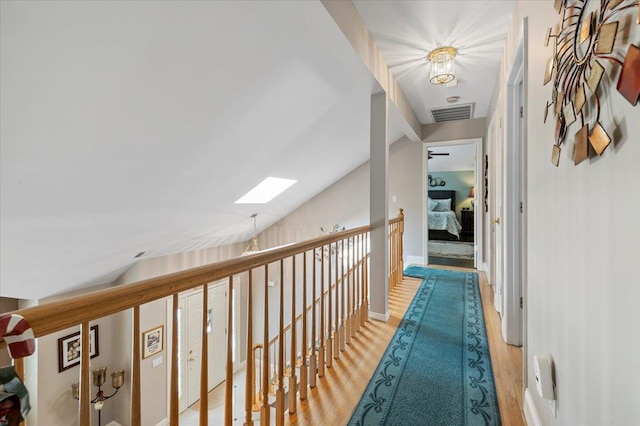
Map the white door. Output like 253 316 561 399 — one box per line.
186 293 203 407
502 32 526 346
491 115 504 316
177 297 187 413
178 283 228 412
208 283 226 388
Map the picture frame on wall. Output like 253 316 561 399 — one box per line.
57 325 99 372
142 325 164 359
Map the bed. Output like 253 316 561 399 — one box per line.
428 190 462 240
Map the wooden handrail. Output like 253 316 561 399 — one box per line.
1 211 404 426
0 224 372 348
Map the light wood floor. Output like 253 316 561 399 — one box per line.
477 267 526 426
289 266 526 426
182 266 526 425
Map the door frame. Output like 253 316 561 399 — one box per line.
489 109 504 316
423 138 484 268
486 115 497 306
502 19 528 350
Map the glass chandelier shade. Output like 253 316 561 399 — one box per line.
428 47 457 85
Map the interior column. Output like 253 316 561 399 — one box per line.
369 92 389 321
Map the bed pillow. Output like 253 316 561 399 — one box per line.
433 198 452 212
428 198 439 211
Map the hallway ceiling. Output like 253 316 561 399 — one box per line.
354 0 515 123
1 1 513 300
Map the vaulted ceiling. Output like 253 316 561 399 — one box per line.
0 1 514 300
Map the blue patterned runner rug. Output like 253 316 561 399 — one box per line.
348 266 501 426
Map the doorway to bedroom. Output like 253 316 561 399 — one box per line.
424 140 480 269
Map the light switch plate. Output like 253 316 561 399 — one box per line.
152 356 163 368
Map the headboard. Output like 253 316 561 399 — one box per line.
428 190 456 212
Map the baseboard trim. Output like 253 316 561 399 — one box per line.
406 256 424 266
368 310 390 322
480 262 489 272
154 419 169 426
105 422 123 426
524 388 543 426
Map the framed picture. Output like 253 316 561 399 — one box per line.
142 325 164 359
58 325 99 372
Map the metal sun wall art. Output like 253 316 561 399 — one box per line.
543 0 640 167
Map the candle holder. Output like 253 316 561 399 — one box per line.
71 367 125 426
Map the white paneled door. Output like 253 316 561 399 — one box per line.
178 282 227 412
186 293 203 407
490 114 504 317
208 284 226 388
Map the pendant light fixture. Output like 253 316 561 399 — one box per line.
428 46 457 85
242 213 263 255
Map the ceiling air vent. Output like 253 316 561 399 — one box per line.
430 102 474 123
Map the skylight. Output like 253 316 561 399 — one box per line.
234 177 297 204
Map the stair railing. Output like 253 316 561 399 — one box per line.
1 210 404 426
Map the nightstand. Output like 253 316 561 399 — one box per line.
461 210 474 238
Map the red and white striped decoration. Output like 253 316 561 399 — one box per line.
0 314 35 359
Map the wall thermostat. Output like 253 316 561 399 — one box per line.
533 355 555 400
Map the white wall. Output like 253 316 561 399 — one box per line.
259 136 426 263
388 137 427 259
422 117 487 142
496 2 640 424
259 161 371 248
34 317 116 426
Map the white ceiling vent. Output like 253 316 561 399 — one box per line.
430 102 474 122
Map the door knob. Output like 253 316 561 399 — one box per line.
492 218 501 224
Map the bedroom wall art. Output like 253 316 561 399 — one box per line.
428 175 446 187
543 0 639 167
